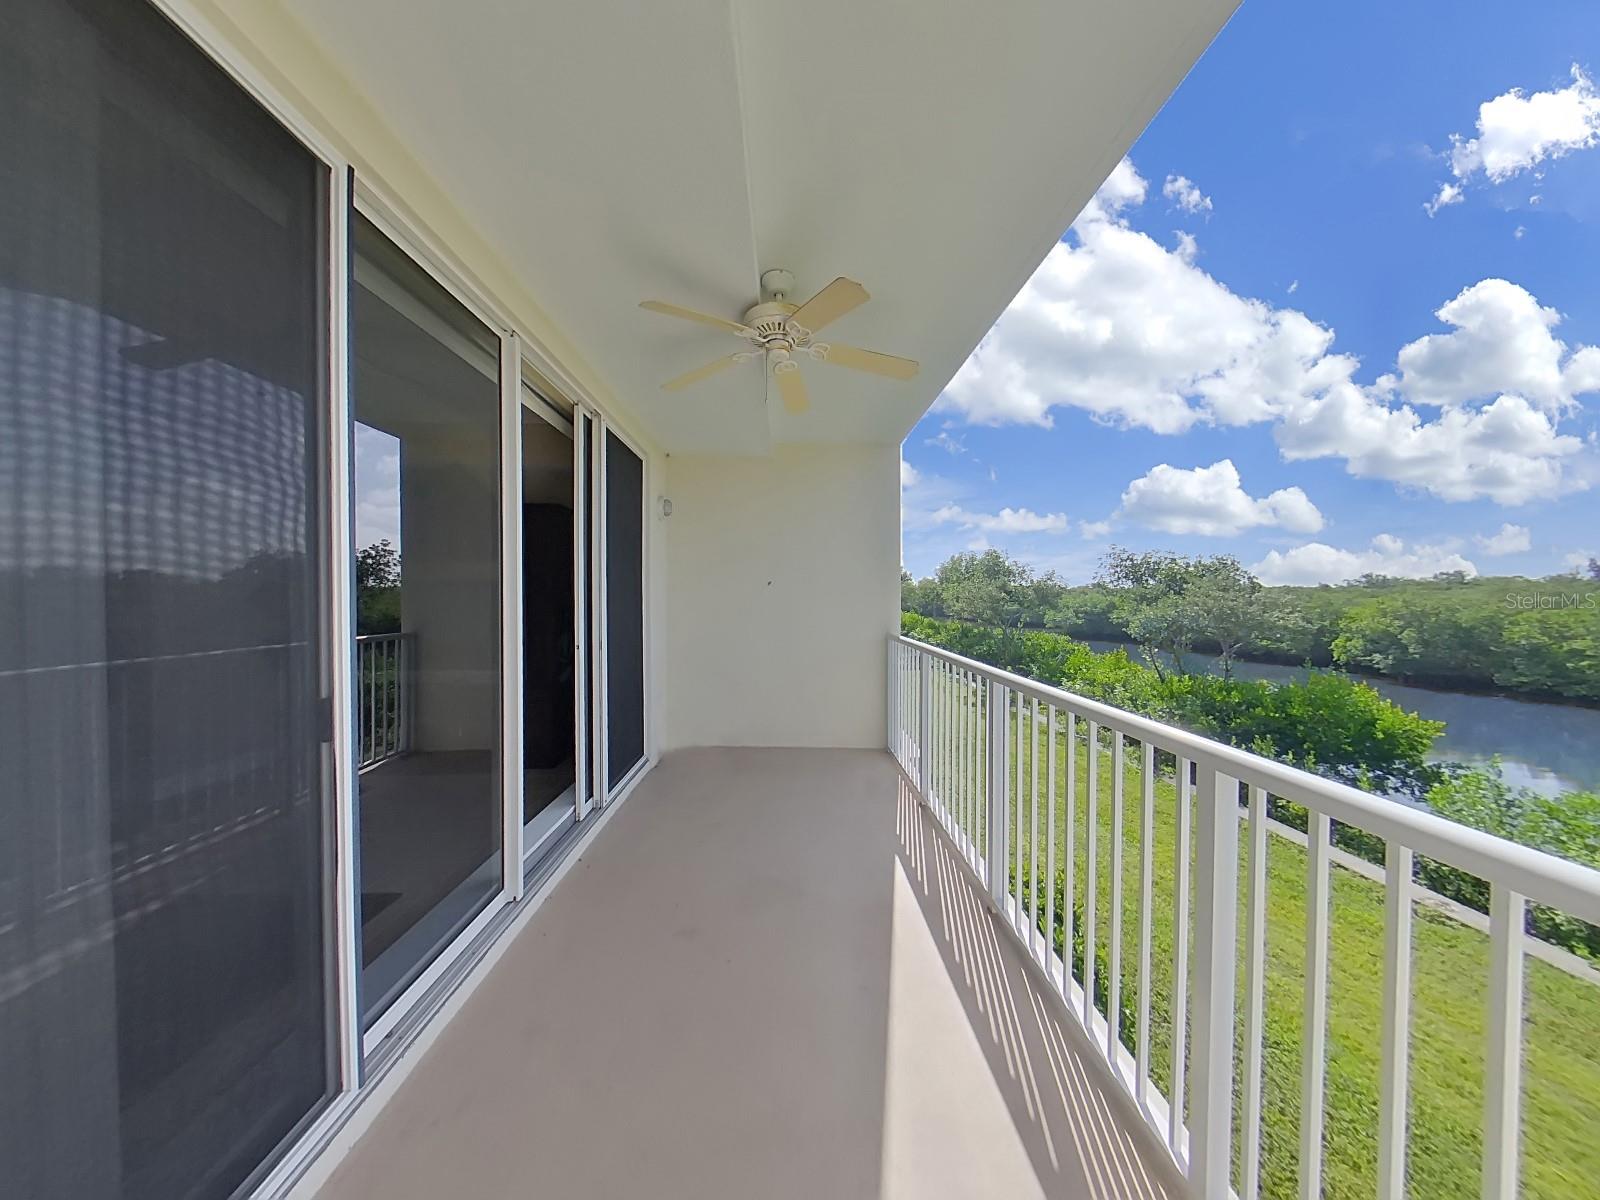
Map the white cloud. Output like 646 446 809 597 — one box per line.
1476 523 1531 555
1429 66 1600 210
1424 181 1464 217
1116 459 1324 536
1079 519 1113 540
935 157 1598 506
1393 279 1592 414
1173 230 1198 262
1162 174 1213 214
354 423 402 551
1252 535 1478 586
1514 225 1527 239
1078 156 1148 225
1452 65 1600 182
939 160 1344 434
1287 280 1299 295
929 504 1071 534
1274 389 1583 505
900 457 919 489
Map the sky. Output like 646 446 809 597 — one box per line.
900 0 1600 586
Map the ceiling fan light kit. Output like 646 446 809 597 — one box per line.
640 270 920 414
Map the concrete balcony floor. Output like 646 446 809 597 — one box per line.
313 747 1180 1199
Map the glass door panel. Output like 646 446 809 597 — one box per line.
519 397 575 861
1 0 334 1194
351 213 504 1025
603 430 645 791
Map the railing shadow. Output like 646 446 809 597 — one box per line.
894 774 1177 1200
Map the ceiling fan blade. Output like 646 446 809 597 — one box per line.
815 342 920 380
775 366 810 414
788 277 869 335
639 300 752 337
661 354 744 391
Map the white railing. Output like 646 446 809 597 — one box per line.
889 635 1600 1200
357 632 414 770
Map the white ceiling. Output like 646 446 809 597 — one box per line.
279 0 1238 454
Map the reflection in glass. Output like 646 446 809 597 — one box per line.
352 215 504 1023
1 0 332 1195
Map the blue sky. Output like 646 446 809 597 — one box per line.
901 0 1600 586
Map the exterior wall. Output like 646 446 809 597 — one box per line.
662 443 899 750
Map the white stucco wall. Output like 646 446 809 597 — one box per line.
661 443 899 750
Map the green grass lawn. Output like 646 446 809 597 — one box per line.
924 678 1600 1199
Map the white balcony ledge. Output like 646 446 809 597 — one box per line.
309 747 1178 1199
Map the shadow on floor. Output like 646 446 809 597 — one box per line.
891 773 1178 1200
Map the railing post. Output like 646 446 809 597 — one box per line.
1483 884 1526 1200
917 651 933 795
987 680 1008 908
886 640 896 758
1188 765 1240 1200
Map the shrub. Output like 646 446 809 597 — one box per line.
1422 762 1600 960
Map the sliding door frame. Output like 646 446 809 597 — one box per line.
574 405 597 822
350 184 524 1053
500 333 525 900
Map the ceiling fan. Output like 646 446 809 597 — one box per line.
639 268 919 414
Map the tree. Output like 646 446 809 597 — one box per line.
934 550 1034 630
1184 565 1263 678
357 539 401 591
356 540 402 635
1096 548 1261 679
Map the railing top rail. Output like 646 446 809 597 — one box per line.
355 631 412 643
894 634 1600 922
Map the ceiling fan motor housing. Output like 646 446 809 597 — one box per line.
742 300 807 350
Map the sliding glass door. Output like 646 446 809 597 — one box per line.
519 382 576 861
1 0 335 1195
603 430 646 792
351 214 505 1028
3 1 654 1190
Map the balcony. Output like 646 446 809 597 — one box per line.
306 744 1182 1199
302 639 1600 1200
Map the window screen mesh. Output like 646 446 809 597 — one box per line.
0 1 333 1195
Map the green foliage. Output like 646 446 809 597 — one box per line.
356 539 402 635
1094 546 1264 679
356 539 400 591
905 549 1600 703
902 613 1443 798
932 549 1034 629
1163 671 1443 797
906 612 1600 961
1051 887 1139 1054
1498 605 1600 700
900 569 945 618
1423 762 1600 959
1001 722 1600 1198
